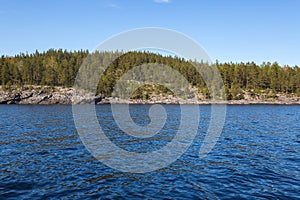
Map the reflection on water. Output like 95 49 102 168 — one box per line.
0 105 299 199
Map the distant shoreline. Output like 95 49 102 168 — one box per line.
1 86 299 105
1 101 300 105
97 101 300 105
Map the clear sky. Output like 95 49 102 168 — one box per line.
1 0 299 65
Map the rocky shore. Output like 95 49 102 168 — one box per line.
1 86 300 105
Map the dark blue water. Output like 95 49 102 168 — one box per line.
0 105 299 199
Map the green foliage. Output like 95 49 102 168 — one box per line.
130 84 174 100
295 88 300 97
0 49 88 87
0 49 299 100
202 87 210 99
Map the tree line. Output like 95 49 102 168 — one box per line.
1 49 299 99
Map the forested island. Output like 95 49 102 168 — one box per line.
0 49 299 104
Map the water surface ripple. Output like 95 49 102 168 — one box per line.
0 105 299 199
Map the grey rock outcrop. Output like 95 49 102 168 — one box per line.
0 86 299 105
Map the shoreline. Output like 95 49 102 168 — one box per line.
1 102 300 105
1 86 300 105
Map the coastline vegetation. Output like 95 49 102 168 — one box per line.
1 49 300 100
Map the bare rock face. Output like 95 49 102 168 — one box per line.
0 86 87 105
0 86 102 105
0 86 299 105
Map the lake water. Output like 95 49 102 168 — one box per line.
0 105 299 199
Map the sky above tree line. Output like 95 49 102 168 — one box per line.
1 0 299 66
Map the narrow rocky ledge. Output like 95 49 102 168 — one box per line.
0 86 300 105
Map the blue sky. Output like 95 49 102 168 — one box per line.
0 0 299 65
